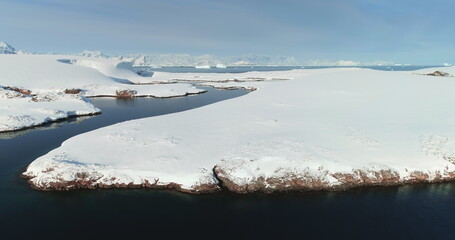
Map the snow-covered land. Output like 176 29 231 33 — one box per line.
0 54 204 92
0 54 204 132
0 88 100 132
23 66 455 193
142 70 295 83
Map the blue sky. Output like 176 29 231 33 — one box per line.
1 0 454 64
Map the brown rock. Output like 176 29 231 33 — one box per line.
5 86 32 95
116 89 136 98
64 88 82 94
425 71 451 77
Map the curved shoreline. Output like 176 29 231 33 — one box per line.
17 67 455 196
21 165 455 194
0 89 211 134
0 112 101 134
85 90 207 99
1 83 257 134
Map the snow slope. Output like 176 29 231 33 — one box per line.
0 42 16 54
71 58 175 84
0 54 206 93
23 66 455 193
0 54 201 95
0 54 204 132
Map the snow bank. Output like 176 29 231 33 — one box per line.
23 67 455 193
0 88 100 132
143 69 299 84
0 55 202 95
0 54 205 131
71 58 173 84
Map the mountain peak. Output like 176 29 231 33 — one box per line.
79 50 107 58
0 42 16 54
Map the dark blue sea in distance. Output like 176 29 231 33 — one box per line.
1 67 455 239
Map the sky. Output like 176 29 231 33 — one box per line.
1 0 454 64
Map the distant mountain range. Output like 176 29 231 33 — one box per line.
3 42 437 67
0 42 36 55
1 43 299 66
110 53 300 67
79 50 108 58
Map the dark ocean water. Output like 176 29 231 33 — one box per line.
1 69 455 239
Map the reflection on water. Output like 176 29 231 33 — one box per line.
0 116 93 140
114 97 137 106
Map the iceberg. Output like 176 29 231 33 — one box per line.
195 65 211 69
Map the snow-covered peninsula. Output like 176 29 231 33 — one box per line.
22 66 455 193
0 45 303 133
0 53 205 132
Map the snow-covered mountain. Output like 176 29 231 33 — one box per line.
0 42 16 54
115 54 299 67
1 42 404 67
0 43 299 66
79 50 108 58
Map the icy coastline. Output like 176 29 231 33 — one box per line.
0 53 295 132
0 88 100 132
0 54 206 132
22 66 455 193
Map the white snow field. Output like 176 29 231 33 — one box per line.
23 66 455 193
0 54 203 93
146 70 295 83
0 54 205 132
0 88 100 132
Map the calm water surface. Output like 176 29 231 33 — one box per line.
135 65 444 74
1 81 454 239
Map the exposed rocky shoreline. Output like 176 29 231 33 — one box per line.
18 67 455 196
21 172 221 194
21 164 455 194
214 166 455 194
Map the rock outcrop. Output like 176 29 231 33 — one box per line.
213 166 455 194
424 71 451 77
